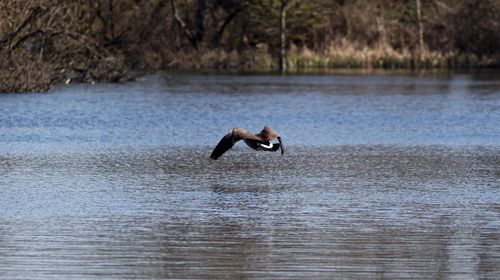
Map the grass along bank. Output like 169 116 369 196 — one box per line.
284 44 499 70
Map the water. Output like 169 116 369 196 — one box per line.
0 72 499 279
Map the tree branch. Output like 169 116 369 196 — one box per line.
11 29 60 50
137 0 168 42
170 0 198 49
214 7 243 47
0 6 47 48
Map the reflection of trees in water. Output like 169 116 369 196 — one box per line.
0 146 498 278
139 192 495 278
1 208 494 278
151 185 275 279
478 229 500 279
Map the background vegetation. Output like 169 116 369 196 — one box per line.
1 0 499 92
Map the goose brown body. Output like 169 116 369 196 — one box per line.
210 126 285 160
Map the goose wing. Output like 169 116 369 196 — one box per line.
210 128 262 160
210 133 236 160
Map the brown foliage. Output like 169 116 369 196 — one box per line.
1 0 499 92
0 0 131 92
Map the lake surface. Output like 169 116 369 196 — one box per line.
0 72 499 279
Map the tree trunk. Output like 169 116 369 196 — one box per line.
171 0 198 49
415 0 424 65
376 4 386 47
108 0 115 40
195 0 206 44
214 8 243 48
279 0 289 74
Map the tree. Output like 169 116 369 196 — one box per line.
415 0 424 64
170 0 247 50
279 0 289 73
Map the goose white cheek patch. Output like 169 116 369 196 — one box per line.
259 142 273 149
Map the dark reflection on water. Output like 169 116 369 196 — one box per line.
0 72 500 279
0 146 499 279
1 72 500 150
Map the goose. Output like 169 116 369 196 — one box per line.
210 126 285 160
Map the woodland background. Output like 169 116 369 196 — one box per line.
1 0 499 92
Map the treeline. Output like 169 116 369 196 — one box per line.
1 0 499 92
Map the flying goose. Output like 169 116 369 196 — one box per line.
210 126 285 160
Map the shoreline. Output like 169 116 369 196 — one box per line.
2 53 499 94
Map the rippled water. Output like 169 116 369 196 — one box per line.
1 72 499 279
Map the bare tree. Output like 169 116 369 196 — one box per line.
415 0 424 64
170 0 246 50
279 0 289 73
195 0 206 44
171 0 198 49
213 2 246 47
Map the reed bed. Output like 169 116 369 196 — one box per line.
285 43 497 70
